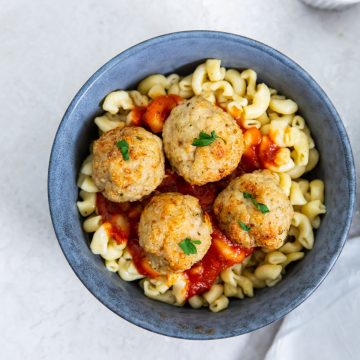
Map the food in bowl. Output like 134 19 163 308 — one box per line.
92 126 165 202
76 59 326 312
163 96 244 185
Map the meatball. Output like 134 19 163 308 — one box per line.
162 96 244 186
92 126 165 202
213 170 293 249
138 192 212 273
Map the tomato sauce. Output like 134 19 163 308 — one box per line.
126 237 160 278
96 193 159 278
241 127 280 171
185 226 252 299
96 170 253 298
129 94 182 133
93 95 281 299
156 169 218 212
96 194 129 244
226 106 243 128
259 135 279 167
128 106 147 126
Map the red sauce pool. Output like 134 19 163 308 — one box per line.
185 227 253 299
242 127 280 172
96 173 252 298
129 106 146 126
93 95 281 299
96 194 129 244
126 238 160 278
156 169 218 212
130 94 182 133
96 194 160 278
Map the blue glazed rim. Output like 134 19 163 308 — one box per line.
48 30 356 339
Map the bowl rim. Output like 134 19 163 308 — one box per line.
48 30 356 339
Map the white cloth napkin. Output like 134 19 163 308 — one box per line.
264 237 360 360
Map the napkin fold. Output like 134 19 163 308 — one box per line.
264 238 360 360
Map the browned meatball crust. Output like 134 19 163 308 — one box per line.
214 170 293 249
92 126 165 202
138 192 212 273
162 96 244 185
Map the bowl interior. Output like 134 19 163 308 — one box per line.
48 31 355 339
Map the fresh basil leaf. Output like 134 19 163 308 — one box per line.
243 192 253 199
243 192 270 213
255 202 270 214
116 139 130 161
192 138 215 147
192 130 225 147
191 240 202 245
178 238 201 255
239 222 251 231
199 131 212 139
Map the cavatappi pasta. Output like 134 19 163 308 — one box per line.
77 59 326 312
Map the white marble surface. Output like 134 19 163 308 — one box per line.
1 1 360 359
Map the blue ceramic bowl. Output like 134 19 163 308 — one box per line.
48 31 355 339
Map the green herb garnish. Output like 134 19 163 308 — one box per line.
239 222 251 231
116 140 130 161
255 203 270 214
242 192 270 214
178 238 202 255
192 131 226 147
243 192 253 199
